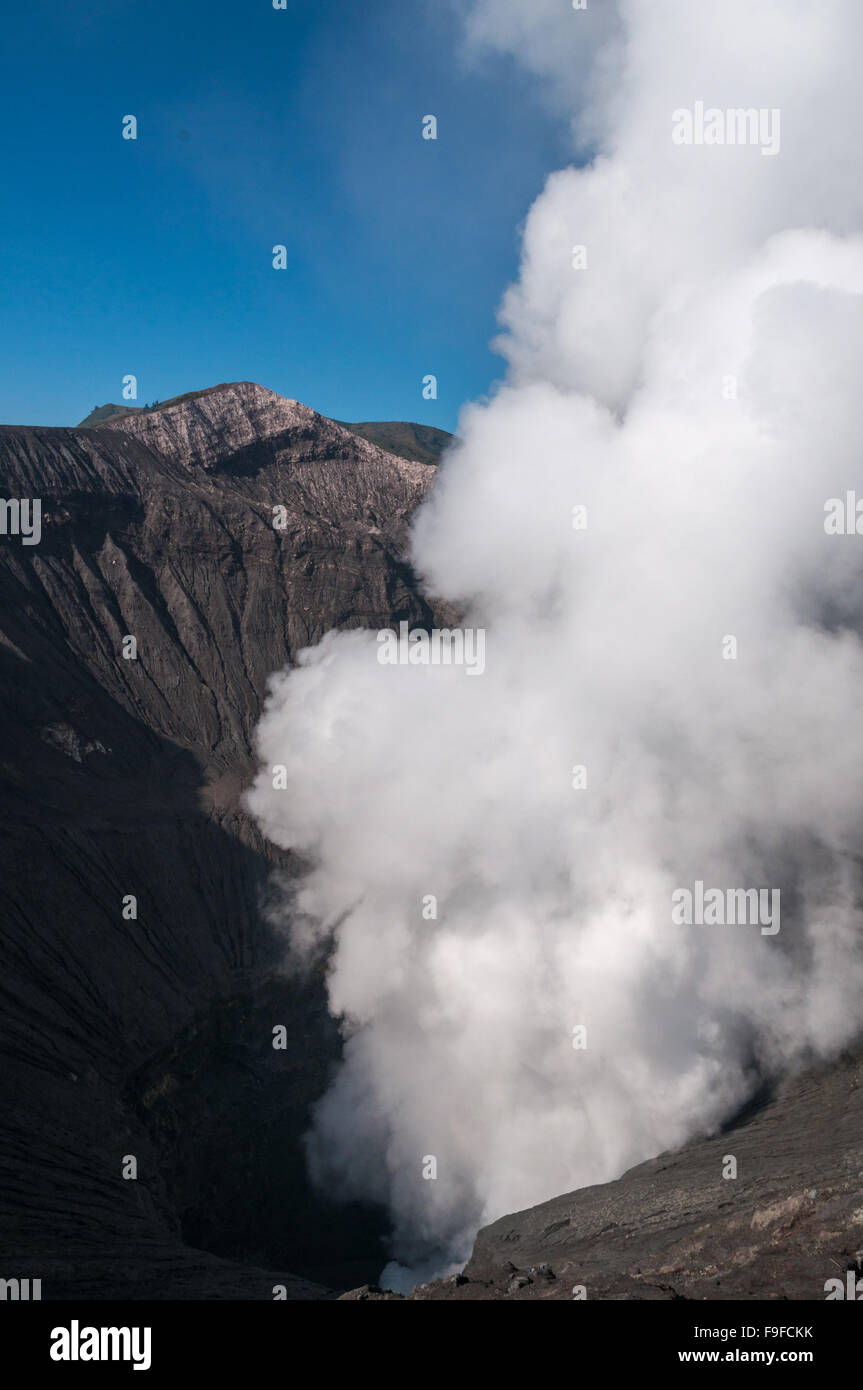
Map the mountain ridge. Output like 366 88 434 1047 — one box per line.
76 384 453 469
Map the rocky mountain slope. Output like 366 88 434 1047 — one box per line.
345 1050 863 1300
0 383 442 1297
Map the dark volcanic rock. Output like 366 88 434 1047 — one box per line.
0 383 442 1298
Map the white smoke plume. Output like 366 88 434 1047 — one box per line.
247 0 863 1284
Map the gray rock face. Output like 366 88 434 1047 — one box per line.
0 383 441 1298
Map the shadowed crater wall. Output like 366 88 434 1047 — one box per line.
0 383 444 1298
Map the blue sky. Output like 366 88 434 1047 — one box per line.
0 0 569 431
